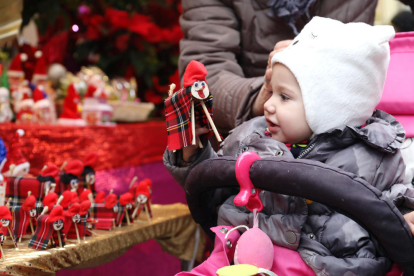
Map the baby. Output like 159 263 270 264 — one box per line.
165 17 414 275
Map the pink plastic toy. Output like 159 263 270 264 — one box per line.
233 151 263 211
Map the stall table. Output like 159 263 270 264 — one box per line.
0 204 203 276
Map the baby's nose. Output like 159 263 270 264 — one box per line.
264 100 276 114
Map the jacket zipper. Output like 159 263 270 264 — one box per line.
297 137 320 159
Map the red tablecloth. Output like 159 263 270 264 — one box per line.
0 121 167 175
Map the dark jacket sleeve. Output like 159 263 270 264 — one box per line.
179 0 263 133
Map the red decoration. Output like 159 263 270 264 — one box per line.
0 121 167 175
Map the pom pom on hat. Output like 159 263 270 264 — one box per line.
183 60 207 88
65 160 84 176
84 152 98 168
105 194 118 209
43 192 58 210
80 189 92 202
95 191 105 203
119 192 134 206
0 206 12 221
34 51 42 58
65 202 80 217
22 195 37 211
79 200 91 215
20 53 28 62
60 191 73 209
49 205 64 222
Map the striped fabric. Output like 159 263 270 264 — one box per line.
29 215 53 250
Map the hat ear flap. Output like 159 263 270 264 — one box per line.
372 25 395 45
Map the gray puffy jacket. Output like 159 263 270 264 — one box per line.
164 110 414 275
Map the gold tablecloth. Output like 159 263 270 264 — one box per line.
0 204 204 276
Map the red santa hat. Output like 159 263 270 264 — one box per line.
119 192 134 206
49 205 64 222
0 206 12 221
60 190 74 209
65 202 80 217
105 194 118 209
84 152 98 168
95 191 105 203
80 189 92 202
32 51 48 83
22 195 37 211
79 200 91 215
183 60 207 88
2 129 30 175
65 160 84 176
7 53 27 78
135 184 150 199
43 192 58 210
37 164 60 183
33 86 50 109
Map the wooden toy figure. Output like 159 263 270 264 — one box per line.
131 184 152 222
13 191 37 243
65 202 81 244
60 160 84 191
81 152 99 194
37 164 60 196
0 205 17 249
164 60 222 151
118 193 134 227
0 221 5 261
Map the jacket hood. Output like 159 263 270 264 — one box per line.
313 110 405 154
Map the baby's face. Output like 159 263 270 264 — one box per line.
264 63 312 144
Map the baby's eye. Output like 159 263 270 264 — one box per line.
281 94 290 101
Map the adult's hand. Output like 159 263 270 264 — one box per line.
404 211 414 235
252 40 293 117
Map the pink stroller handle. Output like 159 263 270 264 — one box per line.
234 151 263 212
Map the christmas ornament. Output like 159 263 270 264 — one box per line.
2 129 30 177
0 87 12 123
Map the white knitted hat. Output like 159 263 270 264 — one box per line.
271 17 395 135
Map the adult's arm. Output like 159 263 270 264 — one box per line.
179 0 264 133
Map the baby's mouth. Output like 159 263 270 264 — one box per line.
266 119 278 128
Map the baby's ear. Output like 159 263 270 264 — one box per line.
371 25 395 45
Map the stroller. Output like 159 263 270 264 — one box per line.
182 32 414 276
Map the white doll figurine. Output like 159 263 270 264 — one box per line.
0 87 13 123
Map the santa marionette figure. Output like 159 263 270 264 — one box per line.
131 183 152 221
13 192 37 242
37 164 60 196
2 130 30 177
60 160 84 191
164 60 222 151
118 192 134 226
0 206 17 248
58 83 86 126
81 152 98 194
